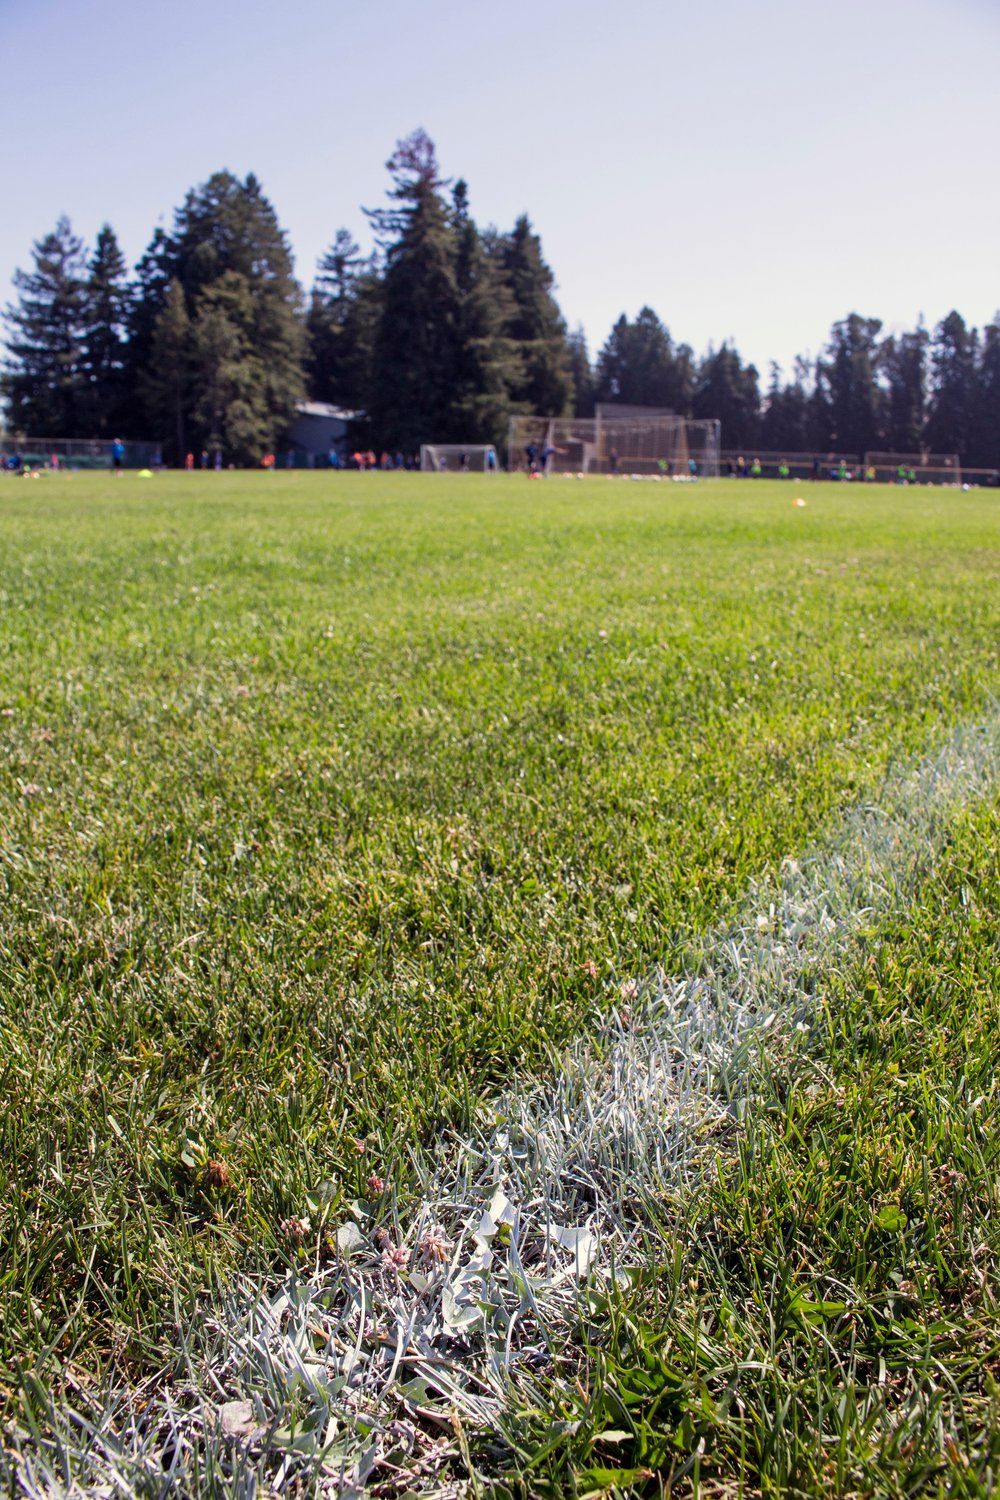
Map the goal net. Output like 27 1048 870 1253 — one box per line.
863 452 962 484
420 444 498 472
507 413 721 477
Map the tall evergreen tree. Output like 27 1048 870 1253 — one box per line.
190 273 271 460
449 182 522 444
367 131 462 450
881 325 927 454
80 225 131 436
2 217 89 435
595 307 693 413
969 317 1000 470
306 228 380 411
494 215 572 417
140 279 191 463
122 227 174 420
567 325 594 417
760 360 812 452
925 310 976 459
806 357 834 451
131 172 305 461
692 343 760 450
825 314 883 455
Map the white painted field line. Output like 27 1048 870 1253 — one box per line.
7 717 1000 1498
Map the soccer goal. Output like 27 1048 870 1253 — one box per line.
420 444 498 473
507 413 721 477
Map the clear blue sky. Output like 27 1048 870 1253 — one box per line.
2 0 998 381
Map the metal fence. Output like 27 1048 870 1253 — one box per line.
719 450 999 485
0 438 162 471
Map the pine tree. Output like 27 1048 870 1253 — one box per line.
2 217 89 435
190 275 271 461
824 314 884 455
807 358 834 452
306 228 381 412
131 172 305 461
117 227 170 438
494 216 572 417
367 131 462 451
926 311 976 459
80 225 132 436
969 317 1000 470
567 325 594 417
693 344 760 450
881 326 927 454
140 279 191 463
760 362 811 453
594 308 693 413
448 182 521 444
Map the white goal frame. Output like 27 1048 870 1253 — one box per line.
420 444 499 473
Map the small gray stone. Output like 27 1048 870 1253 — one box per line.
218 1399 256 1439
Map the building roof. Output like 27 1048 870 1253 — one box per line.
294 401 360 421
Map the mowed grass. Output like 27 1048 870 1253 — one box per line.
0 472 997 1417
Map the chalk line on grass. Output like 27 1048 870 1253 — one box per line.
6 716 999 1498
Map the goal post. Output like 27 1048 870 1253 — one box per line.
420 444 498 472
506 414 721 477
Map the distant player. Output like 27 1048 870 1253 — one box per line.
111 438 125 475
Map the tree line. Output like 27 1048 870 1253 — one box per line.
3 130 998 469
584 308 1000 469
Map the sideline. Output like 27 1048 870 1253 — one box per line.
7 716 1000 1498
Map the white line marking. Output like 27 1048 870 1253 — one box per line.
7 718 999 1496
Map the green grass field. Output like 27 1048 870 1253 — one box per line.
1 471 998 1495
